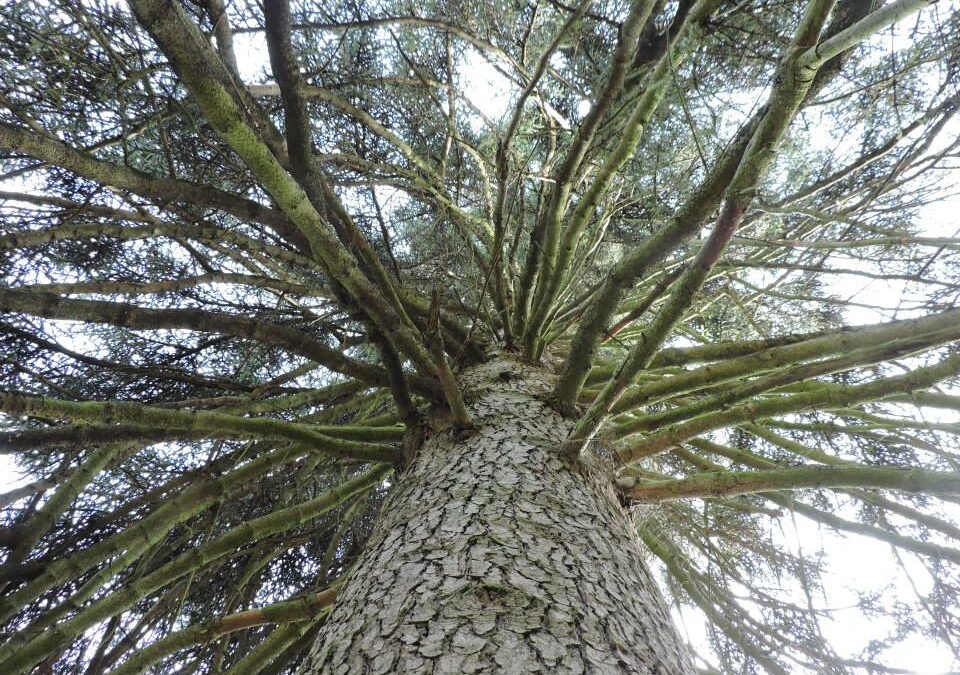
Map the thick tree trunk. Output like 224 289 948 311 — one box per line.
302 356 695 674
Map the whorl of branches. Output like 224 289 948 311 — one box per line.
0 0 958 672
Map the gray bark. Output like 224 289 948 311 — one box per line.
302 356 695 674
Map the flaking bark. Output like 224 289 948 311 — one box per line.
302 357 694 674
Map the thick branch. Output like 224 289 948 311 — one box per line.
128 0 440 379
615 351 960 465
0 393 401 462
622 466 960 502
0 122 305 250
0 287 437 396
1 465 390 673
108 584 340 675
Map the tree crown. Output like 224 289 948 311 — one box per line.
1 0 959 672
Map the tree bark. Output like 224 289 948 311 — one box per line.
302 355 695 674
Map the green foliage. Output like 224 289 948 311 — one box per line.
0 0 959 673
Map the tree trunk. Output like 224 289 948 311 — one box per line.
302 355 695 674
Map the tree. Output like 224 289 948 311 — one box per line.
0 0 958 671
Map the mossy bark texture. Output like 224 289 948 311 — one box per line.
303 356 694 673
